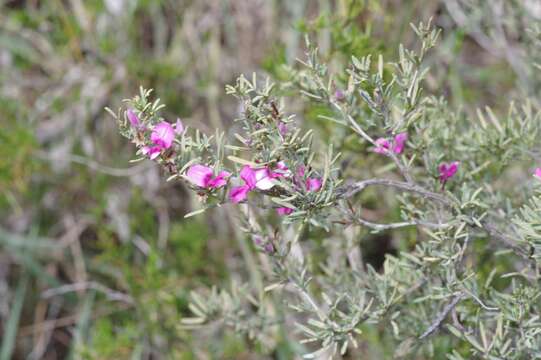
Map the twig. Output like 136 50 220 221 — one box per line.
419 292 464 340
341 178 455 206
41 281 134 304
354 216 450 231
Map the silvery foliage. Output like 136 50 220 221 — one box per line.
114 19 541 359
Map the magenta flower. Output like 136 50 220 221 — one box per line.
127 109 140 128
278 122 288 137
438 161 459 185
373 132 408 155
392 132 408 154
273 161 291 178
186 164 230 189
229 165 275 203
306 177 322 192
276 207 293 216
373 138 391 154
534 168 541 180
334 89 345 101
151 122 175 149
141 145 162 160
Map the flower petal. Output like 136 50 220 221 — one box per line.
276 207 293 216
392 132 408 154
373 138 391 154
186 164 213 187
255 168 274 190
208 171 231 188
240 165 257 190
151 122 175 149
535 167 541 180
127 109 140 127
229 185 251 203
306 178 322 192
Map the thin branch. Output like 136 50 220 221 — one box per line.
340 178 455 206
354 216 450 231
419 292 465 340
41 281 134 305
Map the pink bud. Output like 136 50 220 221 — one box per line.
534 168 541 180
392 132 408 154
127 109 140 127
151 122 175 149
335 89 345 101
276 207 293 216
278 122 288 136
306 178 322 192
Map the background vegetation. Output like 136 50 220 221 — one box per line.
1 0 539 358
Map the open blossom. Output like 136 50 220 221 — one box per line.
276 207 293 216
438 161 459 184
534 168 541 180
229 165 275 203
151 122 175 149
186 164 230 189
373 132 408 155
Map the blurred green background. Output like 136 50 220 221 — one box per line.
0 0 534 358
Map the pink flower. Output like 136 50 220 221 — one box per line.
534 168 541 180
276 207 293 216
334 89 345 101
392 132 408 154
372 133 408 155
373 138 391 154
175 118 184 135
438 161 459 184
229 165 275 203
141 145 162 160
278 122 288 136
127 109 141 127
150 122 175 149
272 161 291 178
306 178 322 192
186 164 230 189
230 185 251 203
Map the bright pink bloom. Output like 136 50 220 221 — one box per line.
534 168 541 180
438 161 459 184
229 165 275 203
373 133 408 155
151 122 175 149
373 138 391 154
306 178 322 192
175 118 184 135
141 145 161 160
186 164 230 189
276 207 293 216
392 132 408 154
